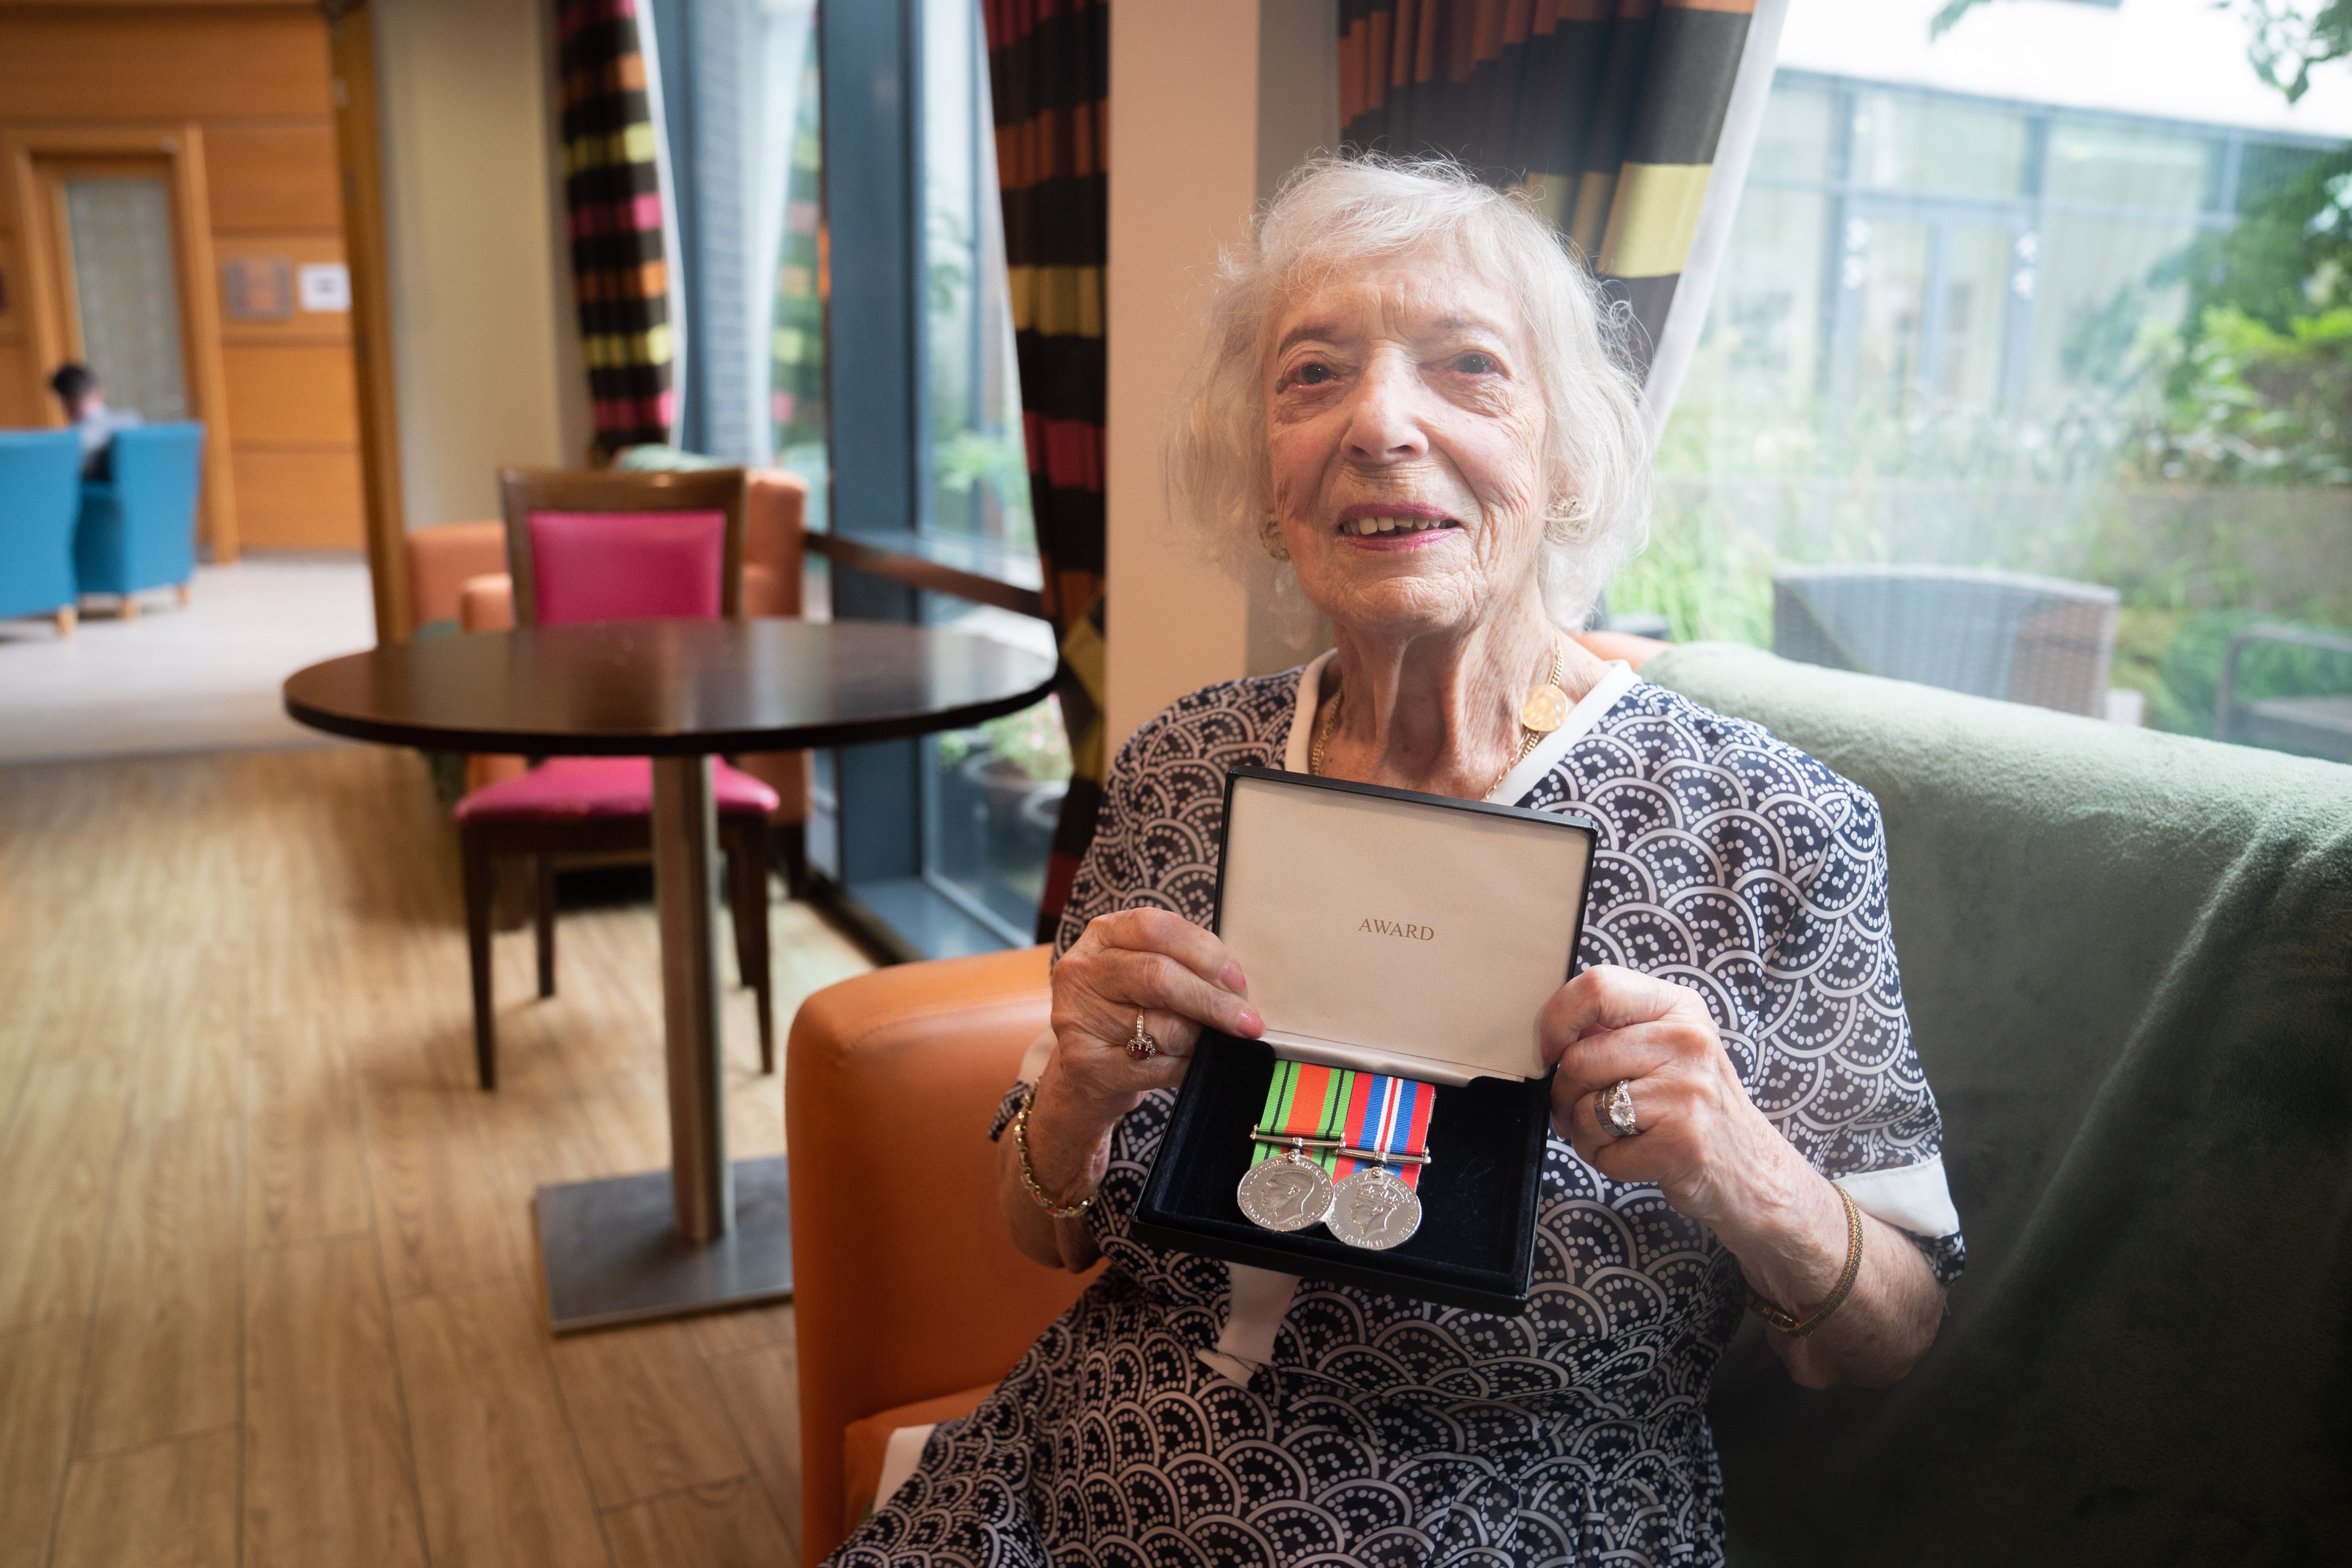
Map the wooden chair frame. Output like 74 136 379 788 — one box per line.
461 812 773 1089
462 466 773 1089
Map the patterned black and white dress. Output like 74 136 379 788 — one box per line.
831 658 1964 1568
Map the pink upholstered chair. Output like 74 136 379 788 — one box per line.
454 467 780 1090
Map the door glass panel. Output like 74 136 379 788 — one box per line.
2027 214 2198 405
1849 218 1931 410
64 177 189 421
1850 91 2027 198
1936 225 2011 405
1709 188 1829 412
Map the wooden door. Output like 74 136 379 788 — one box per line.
36 154 197 422
7 126 238 557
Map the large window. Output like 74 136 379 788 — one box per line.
657 0 1060 957
1622 55 2352 755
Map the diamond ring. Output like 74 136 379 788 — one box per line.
1599 1078 1640 1138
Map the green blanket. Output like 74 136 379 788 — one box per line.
1644 643 2352 1567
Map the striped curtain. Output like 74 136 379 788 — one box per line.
1339 0 1774 391
557 0 676 454
985 0 1108 942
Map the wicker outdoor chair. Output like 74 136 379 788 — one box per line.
1772 564 2120 718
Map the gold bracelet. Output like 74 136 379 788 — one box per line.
1749 1182 1864 1339
1012 1089 1096 1220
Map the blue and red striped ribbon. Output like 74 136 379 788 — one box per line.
1334 1073 1437 1192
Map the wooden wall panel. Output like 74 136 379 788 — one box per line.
0 342 32 427
224 345 359 446
0 5 366 551
206 125 340 233
1 201 29 428
0 10 332 123
232 448 365 548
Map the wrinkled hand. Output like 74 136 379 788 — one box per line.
1029 911 1263 1192
1541 965 1813 1241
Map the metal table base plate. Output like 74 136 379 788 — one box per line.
536 1155 793 1333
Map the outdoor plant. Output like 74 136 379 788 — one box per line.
935 696 1072 781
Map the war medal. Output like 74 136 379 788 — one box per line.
1236 1060 1347 1232
1325 1074 1435 1250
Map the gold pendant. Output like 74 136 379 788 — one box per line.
1521 683 1570 733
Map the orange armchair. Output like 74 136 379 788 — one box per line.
786 947 1095 1563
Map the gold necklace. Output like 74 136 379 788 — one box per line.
1307 638 1569 801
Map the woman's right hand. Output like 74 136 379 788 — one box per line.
1015 909 1263 1224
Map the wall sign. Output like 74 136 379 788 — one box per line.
221 257 294 320
298 263 352 313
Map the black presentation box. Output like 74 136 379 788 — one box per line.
1131 765 1599 1315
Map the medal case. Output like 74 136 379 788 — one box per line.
1131 766 1599 1315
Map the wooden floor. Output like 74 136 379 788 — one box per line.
0 745 873 1568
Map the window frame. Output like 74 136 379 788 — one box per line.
809 0 1054 961
1744 69 2343 415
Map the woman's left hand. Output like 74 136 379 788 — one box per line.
1541 964 1814 1240
1540 963 1947 1388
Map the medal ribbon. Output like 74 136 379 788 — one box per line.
1334 1074 1437 1191
1253 1060 1352 1175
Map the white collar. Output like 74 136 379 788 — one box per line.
1282 648 1636 801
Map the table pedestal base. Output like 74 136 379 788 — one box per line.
535 1156 793 1333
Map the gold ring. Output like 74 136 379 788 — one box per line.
1126 1014 1158 1062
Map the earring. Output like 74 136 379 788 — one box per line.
1260 514 1290 561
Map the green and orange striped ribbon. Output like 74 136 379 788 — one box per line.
1252 1060 1353 1176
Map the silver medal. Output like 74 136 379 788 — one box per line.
1325 1166 1423 1250
1236 1149 1333 1232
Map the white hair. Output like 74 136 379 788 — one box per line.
1164 155 1651 639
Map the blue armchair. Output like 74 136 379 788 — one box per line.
75 421 203 614
1 428 84 635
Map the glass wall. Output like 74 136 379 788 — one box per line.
906 0 1058 945
763 0 827 527
672 0 1060 953
920 0 1035 552
1621 68 2352 755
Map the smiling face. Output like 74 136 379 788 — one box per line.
1264 251 1551 641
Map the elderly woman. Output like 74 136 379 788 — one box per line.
832 158 1963 1568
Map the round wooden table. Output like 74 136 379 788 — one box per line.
284 618 1057 1331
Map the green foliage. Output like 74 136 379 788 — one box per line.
2132 305 2352 485
2240 0 2352 103
2159 143 2352 337
932 428 1030 494
1607 498 1775 647
933 698 1073 782
2152 608 2352 735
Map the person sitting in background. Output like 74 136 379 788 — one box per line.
48 363 142 479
